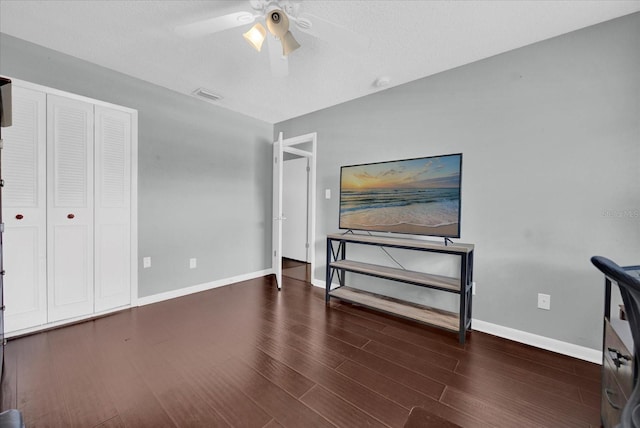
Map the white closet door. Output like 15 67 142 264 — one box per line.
94 106 131 312
2 86 47 332
47 94 94 322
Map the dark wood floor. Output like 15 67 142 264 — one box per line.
282 257 311 282
1 262 601 427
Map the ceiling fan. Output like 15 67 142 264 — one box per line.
175 0 370 77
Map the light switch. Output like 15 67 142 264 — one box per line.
325 189 331 199
143 257 151 268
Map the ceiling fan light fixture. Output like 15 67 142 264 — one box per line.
265 8 300 56
243 22 267 52
266 9 287 37
280 31 300 56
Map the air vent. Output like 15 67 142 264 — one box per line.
192 88 223 102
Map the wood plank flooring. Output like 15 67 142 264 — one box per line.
1 262 601 427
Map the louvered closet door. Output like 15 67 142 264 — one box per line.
47 94 94 322
2 86 47 332
94 106 131 312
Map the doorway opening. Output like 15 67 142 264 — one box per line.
282 258 311 282
282 153 311 282
272 132 317 290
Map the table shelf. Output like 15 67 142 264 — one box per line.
329 260 461 292
326 233 474 343
329 286 460 331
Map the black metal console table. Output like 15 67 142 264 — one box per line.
325 233 474 344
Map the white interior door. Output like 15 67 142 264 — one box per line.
94 105 132 312
272 132 317 289
47 94 94 322
272 133 284 289
282 156 309 262
2 86 47 332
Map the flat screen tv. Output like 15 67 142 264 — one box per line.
339 153 462 238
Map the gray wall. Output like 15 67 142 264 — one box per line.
2 12 638 349
275 13 640 350
0 34 274 298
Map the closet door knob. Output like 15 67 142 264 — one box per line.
67 213 75 219
15 214 24 220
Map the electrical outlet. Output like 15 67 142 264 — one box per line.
189 258 197 269
143 257 151 268
537 293 551 310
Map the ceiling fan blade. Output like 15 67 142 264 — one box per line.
175 11 257 38
295 13 370 53
266 33 289 77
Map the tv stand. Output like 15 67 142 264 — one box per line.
444 237 454 246
325 233 474 343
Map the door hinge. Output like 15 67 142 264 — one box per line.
0 223 4 233
305 243 310 248
274 156 278 164
273 250 277 257
306 166 310 172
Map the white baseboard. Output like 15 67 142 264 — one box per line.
141 274 602 364
311 277 601 364
471 319 602 364
5 305 131 339
137 269 274 306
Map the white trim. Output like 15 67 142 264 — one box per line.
471 319 602 364
308 134 317 285
137 269 274 306
310 277 602 364
130 110 139 307
274 132 317 291
282 133 317 146
273 133 284 289
4 305 131 339
6 269 273 338
2 76 138 114
282 146 310 158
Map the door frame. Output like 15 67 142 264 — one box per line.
272 132 317 289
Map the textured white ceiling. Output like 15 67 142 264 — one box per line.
1 0 639 123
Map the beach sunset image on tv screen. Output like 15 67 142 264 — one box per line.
339 153 462 237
